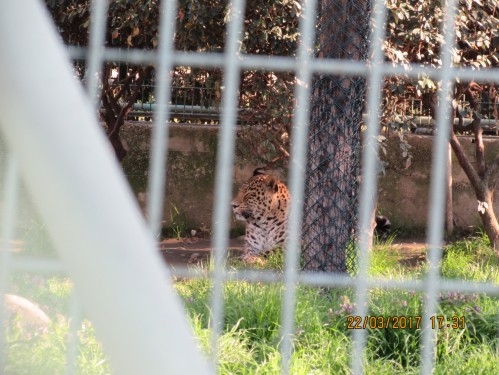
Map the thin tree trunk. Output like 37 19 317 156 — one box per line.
450 123 499 252
481 195 499 252
100 65 152 163
432 85 499 250
446 143 454 237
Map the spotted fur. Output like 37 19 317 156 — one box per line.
231 169 290 255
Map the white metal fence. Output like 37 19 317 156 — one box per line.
1 0 499 374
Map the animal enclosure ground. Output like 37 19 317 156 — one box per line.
159 237 427 267
160 237 245 265
6 235 498 374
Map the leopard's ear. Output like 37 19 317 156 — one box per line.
264 175 279 193
252 167 267 176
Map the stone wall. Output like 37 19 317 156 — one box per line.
121 122 499 233
121 122 260 233
379 134 499 230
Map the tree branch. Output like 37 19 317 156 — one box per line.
113 67 140 101
453 103 475 132
112 66 152 133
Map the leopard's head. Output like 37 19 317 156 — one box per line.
231 173 281 223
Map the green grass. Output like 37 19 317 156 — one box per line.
6 315 110 375
5 273 112 375
5 234 499 374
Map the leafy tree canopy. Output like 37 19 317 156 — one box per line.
384 0 499 250
45 0 301 165
46 0 301 53
385 0 499 68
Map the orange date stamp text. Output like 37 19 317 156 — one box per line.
347 315 466 330
347 315 422 329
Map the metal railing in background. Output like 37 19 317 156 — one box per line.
123 82 499 134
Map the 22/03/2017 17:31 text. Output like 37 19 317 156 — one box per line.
347 315 466 330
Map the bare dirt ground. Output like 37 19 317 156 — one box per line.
159 237 245 265
388 239 428 267
159 237 428 267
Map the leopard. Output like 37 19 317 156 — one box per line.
231 168 390 258
231 168 290 257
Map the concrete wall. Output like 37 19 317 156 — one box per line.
379 134 499 230
121 122 260 234
120 122 499 233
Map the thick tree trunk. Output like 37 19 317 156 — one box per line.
303 79 363 272
302 0 371 272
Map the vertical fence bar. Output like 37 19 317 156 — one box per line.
70 2 108 372
279 0 317 373
146 0 178 238
85 0 109 107
420 0 458 373
0 156 19 371
65 293 81 375
351 0 387 373
209 0 246 367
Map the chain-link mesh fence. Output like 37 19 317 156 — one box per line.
302 0 371 273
